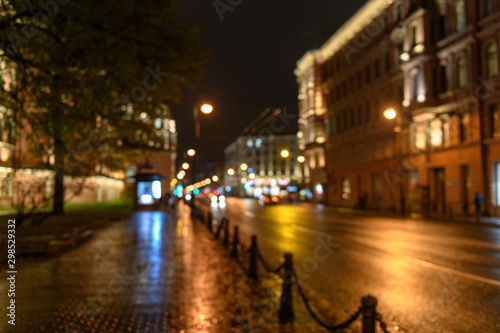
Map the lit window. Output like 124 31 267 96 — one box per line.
431 119 443 147
457 55 468 88
154 118 162 129
459 113 471 143
415 123 427 150
455 1 466 32
341 177 351 200
487 43 498 78
489 104 500 139
168 120 176 133
246 139 253 148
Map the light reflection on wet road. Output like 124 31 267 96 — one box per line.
0 206 254 333
211 197 500 332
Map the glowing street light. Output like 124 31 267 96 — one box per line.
297 155 305 163
200 103 213 114
383 109 397 120
227 168 235 176
249 173 255 179
187 149 196 157
240 163 248 171
205 178 211 184
182 163 189 170
280 149 289 158
212 175 219 182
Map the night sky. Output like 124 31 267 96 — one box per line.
174 0 367 171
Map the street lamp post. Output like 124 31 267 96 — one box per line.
384 108 406 217
191 100 213 185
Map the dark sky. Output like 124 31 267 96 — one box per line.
174 0 367 170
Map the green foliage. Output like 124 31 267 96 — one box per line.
0 0 208 212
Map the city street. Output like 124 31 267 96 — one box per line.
210 197 500 332
1 199 499 332
0 205 266 333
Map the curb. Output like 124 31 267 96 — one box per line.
0 216 124 262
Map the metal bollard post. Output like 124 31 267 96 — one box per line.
278 253 294 324
223 218 230 248
207 212 213 233
231 226 239 258
361 295 377 333
214 217 224 239
248 235 258 279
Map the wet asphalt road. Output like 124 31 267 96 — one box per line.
211 197 500 333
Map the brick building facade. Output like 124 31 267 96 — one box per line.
296 0 500 218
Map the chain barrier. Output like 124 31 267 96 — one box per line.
256 246 284 275
376 313 391 333
292 267 362 331
191 207 391 332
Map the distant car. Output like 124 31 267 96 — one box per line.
258 194 279 206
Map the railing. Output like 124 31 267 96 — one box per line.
190 201 392 332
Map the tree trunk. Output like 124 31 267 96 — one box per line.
52 133 65 215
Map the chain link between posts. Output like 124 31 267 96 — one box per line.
292 267 363 331
193 206 390 332
376 313 391 333
256 246 284 275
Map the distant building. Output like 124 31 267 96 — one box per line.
0 55 177 207
295 51 328 203
296 0 500 218
224 134 301 199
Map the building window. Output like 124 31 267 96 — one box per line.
489 104 500 139
357 70 362 88
412 72 419 101
395 2 401 23
411 25 418 48
415 123 427 150
439 65 447 94
396 43 404 64
457 55 468 88
459 113 471 143
358 106 364 125
431 118 443 147
365 65 371 83
483 0 496 17
341 177 351 200
487 43 498 78
455 1 466 32
374 59 380 78
331 117 337 134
